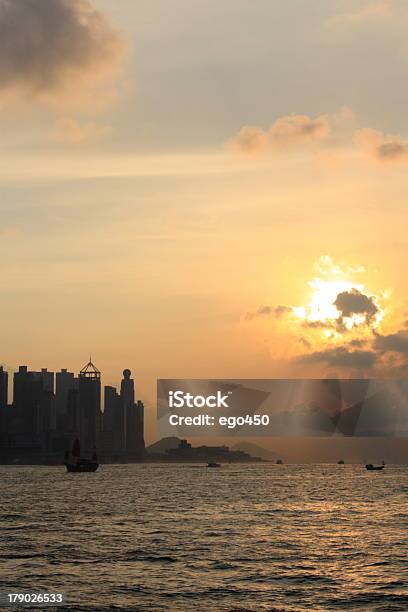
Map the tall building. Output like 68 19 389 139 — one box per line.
103 385 125 456
56 369 77 415
135 400 145 454
78 359 101 455
120 369 145 458
12 366 56 450
120 368 134 449
0 366 8 410
13 366 44 439
36 368 54 394
0 366 9 442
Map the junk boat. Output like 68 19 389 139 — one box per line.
65 439 99 473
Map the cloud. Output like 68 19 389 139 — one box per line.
297 347 377 368
51 118 111 144
230 114 330 154
245 304 292 320
329 1 393 27
374 330 408 354
334 288 378 323
313 254 365 277
301 320 330 329
354 128 408 162
0 0 125 106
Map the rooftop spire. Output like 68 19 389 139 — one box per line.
79 357 101 379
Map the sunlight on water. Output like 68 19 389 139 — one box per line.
0 464 407 611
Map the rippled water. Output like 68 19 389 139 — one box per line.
0 464 407 611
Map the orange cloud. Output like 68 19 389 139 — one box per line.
354 128 408 162
51 118 112 145
229 113 330 154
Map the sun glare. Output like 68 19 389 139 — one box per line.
293 273 383 333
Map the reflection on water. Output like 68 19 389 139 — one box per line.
0 464 407 611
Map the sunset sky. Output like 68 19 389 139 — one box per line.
1 0 408 439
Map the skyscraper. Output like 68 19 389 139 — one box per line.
120 369 145 458
103 385 125 457
0 366 8 410
78 359 101 454
0 366 9 443
56 369 77 414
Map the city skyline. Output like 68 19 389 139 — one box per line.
0 359 145 464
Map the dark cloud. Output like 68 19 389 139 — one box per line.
376 141 408 161
245 304 291 320
334 288 378 323
355 128 408 163
302 320 330 329
297 347 377 369
374 330 408 355
0 0 124 100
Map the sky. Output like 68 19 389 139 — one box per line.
1 0 408 442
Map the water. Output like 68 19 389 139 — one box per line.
0 464 407 611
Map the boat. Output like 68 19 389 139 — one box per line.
207 462 221 468
365 463 384 471
337 459 345 465
276 459 283 465
64 439 99 473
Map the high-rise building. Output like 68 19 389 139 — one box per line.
120 369 145 458
0 366 9 442
0 366 8 410
36 368 54 394
135 400 145 454
12 366 56 450
78 359 101 455
56 369 77 415
120 368 134 450
13 366 44 438
103 385 125 456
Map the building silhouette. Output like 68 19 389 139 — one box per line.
102 385 125 458
0 366 8 410
56 368 76 415
101 369 145 460
78 359 101 455
0 366 9 445
0 359 145 464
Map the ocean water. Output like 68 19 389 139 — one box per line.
0 463 407 612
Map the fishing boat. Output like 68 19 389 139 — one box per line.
365 462 385 471
207 462 221 468
64 439 99 473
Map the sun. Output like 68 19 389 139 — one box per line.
294 278 363 323
292 259 384 334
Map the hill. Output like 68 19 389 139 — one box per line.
231 441 281 462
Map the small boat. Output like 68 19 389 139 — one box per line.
65 458 99 473
365 463 384 471
207 462 221 468
64 439 99 473
338 459 345 465
276 459 283 465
